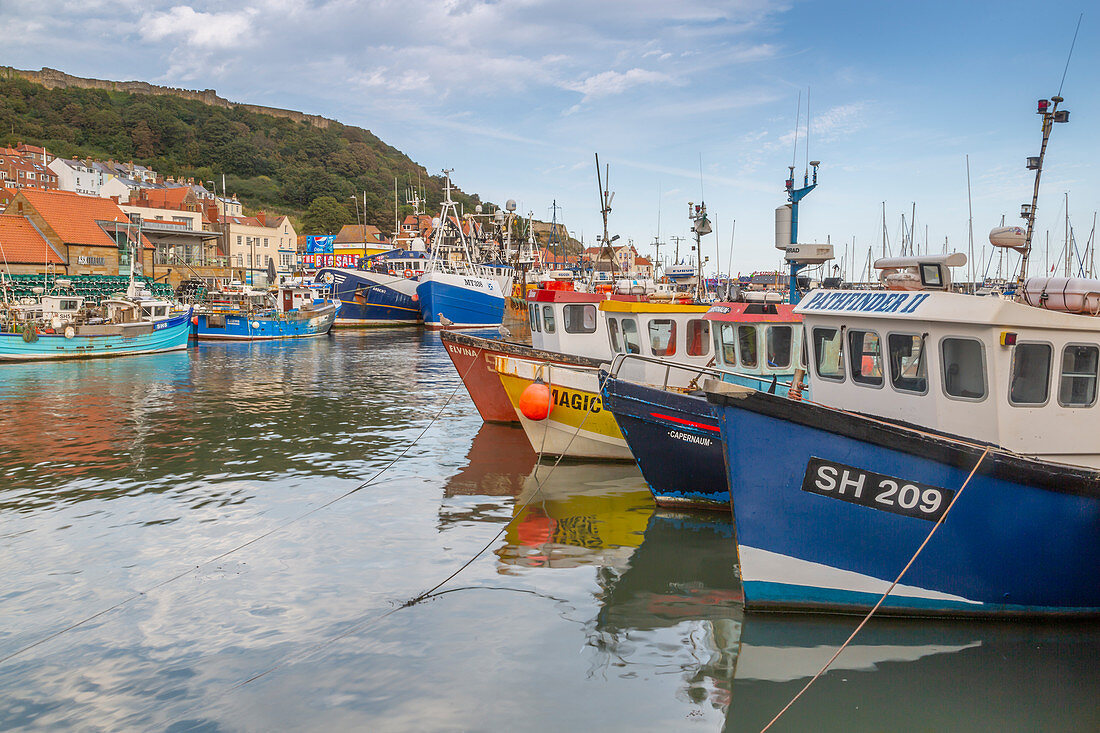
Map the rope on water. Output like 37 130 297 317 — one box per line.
0 336 486 668
229 357 607 690
759 446 992 732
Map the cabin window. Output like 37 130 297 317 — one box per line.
563 304 597 334
812 327 844 381
529 303 541 332
941 337 987 401
1059 344 1099 407
621 318 641 354
766 326 793 369
648 319 676 356
608 318 622 353
542 305 556 333
716 323 737 366
1008 342 1052 406
686 319 710 356
738 326 758 368
800 327 808 369
848 329 884 387
60 299 78 310
887 333 928 393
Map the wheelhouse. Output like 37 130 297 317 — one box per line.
797 279 1100 468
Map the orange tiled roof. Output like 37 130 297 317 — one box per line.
16 189 152 249
0 216 63 264
142 187 191 208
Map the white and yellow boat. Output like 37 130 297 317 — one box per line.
496 299 714 460
495 355 630 460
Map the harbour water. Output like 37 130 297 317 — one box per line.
1 331 1098 731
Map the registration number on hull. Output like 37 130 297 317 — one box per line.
800 457 954 522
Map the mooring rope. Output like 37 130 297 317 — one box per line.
229 358 607 690
0 335 487 668
760 446 992 732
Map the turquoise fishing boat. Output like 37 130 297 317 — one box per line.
0 285 191 361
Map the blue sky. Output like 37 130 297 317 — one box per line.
4 0 1098 278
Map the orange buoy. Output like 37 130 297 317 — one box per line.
191 316 199 326
519 379 552 420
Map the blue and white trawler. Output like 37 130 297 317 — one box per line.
416 171 511 329
702 92 1100 619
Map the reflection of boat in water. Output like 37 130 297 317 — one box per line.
593 510 742 715
443 423 537 498
495 462 652 570
729 615 1100 731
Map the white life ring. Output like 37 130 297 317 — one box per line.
64 326 76 339
404 269 414 278
250 321 261 329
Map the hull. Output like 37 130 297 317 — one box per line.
440 331 604 424
193 304 336 341
0 310 192 361
601 377 727 510
417 272 504 328
495 357 631 460
319 267 421 326
706 383 1100 618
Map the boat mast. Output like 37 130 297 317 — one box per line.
1016 95 1070 289
594 153 618 281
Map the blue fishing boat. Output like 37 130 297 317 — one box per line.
317 250 427 327
602 299 807 511
191 281 337 341
416 171 509 329
703 95 1100 618
0 285 191 361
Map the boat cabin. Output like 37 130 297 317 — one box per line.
527 289 612 358
797 257 1100 468
277 281 333 312
361 249 431 278
706 301 805 377
9 294 85 324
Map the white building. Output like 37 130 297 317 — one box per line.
48 158 106 197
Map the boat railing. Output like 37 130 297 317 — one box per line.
607 352 793 393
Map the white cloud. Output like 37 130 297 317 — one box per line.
563 68 672 101
141 6 259 50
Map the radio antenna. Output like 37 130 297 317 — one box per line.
791 90 801 169
1058 13 1084 97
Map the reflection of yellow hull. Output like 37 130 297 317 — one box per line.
495 356 632 460
498 462 652 569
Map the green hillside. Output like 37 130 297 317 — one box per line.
0 75 483 234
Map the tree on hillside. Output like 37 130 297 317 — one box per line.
301 196 354 235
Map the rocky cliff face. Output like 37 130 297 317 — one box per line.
0 66 332 130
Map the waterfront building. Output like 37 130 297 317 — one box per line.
215 210 297 286
1 189 153 277
122 187 228 289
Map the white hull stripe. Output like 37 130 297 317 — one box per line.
739 546 980 605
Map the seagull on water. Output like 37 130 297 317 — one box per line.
498 324 511 339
